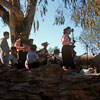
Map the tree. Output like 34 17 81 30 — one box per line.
0 0 78 46
1 0 100 53
79 31 100 55
0 0 52 45
70 0 100 55
0 0 38 45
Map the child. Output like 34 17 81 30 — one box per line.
9 47 18 67
25 44 39 69
53 49 62 65
54 49 62 61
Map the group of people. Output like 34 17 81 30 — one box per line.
0 31 63 70
0 26 76 70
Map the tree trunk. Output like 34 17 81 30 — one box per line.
8 0 19 46
0 0 37 46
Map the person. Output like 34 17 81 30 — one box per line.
29 39 34 46
53 49 62 65
9 47 18 67
38 42 49 65
61 27 75 70
0 31 9 66
25 44 40 69
14 33 28 68
14 33 27 51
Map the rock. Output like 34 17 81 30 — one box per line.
0 64 100 100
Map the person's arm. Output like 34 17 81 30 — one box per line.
15 40 25 51
1 39 8 56
25 60 29 69
9 55 14 65
35 53 39 62
25 54 29 69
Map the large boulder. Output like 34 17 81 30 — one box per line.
0 65 100 100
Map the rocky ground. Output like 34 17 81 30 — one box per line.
0 64 100 100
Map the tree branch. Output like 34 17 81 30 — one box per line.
0 0 24 21
25 0 37 36
0 4 9 25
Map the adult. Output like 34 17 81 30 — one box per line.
61 27 75 70
14 33 28 68
0 32 9 66
14 33 27 51
29 39 34 46
38 42 49 65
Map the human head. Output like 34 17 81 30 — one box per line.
63 27 71 35
29 39 34 45
11 47 17 54
54 49 60 55
3 31 9 39
23 42 31 52
31 45 37 52
19 33 27 40
41 42 49 48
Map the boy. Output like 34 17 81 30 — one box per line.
25 44 39 69
0 31 9 66
9 47 18 67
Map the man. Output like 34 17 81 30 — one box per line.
38 42 49 65
0 32 9 66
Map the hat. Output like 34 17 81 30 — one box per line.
41 42 49 46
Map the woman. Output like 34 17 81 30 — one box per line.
14 33 28 68
61 27 75 70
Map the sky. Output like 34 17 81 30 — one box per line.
0 0 87 56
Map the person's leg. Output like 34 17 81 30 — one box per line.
0 52 9 66
62 46 69 69
3 56 9 66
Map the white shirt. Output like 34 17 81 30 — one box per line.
9 54 18 64
26 51 39 64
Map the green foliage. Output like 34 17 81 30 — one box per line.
80 29 100 55
67 0 100 55
71 0 100 31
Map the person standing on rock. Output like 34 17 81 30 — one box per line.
0 32 9 66
14 33 28 68
61 27 75 70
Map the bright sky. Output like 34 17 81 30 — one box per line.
0 0 86 56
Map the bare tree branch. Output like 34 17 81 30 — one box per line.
25 0 37 36
0 0 24 21
0 4 9 25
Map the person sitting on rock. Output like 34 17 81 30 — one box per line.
9 47 18 67
38 42 49 66
25 44 40 69
53 49 62 65
14 33 28 68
